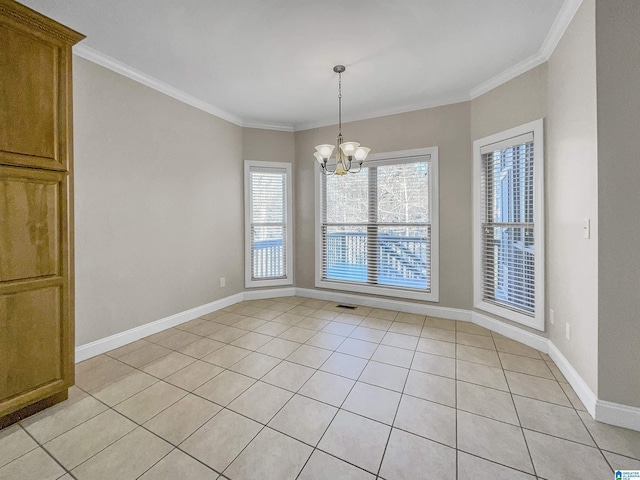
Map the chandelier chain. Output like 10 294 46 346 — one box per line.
338 71 342 134
314 65 370 175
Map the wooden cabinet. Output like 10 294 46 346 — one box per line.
0 0 83 426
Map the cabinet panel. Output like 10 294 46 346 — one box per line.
0 286 63 402
0 25 58 164
0 0 82 425
0 167 61 282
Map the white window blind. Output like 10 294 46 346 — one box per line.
481 138 534 315
473 119 544 330
245 161 292 287
317 150 439 301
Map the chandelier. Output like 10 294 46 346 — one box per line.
314 65 370 175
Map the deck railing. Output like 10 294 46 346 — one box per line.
252 238 285 279
254 232 430 288
323 232 430 288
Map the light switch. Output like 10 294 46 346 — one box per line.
583 218 590 239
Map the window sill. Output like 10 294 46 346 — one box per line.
474 299 543 331
316 278 439 303
245 278 293 289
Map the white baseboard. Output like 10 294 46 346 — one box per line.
74 286 640 432
596 400 640 432
472 311 549 354
547 344 640 433
75 292 244 362
244 287 297 300
75 287 472 364
547 341 597 417
295 287 472 321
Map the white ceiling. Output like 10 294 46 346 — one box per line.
20 0 573 131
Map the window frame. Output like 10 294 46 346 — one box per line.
315 147 439 302
244 160 293 288
472 119 545 330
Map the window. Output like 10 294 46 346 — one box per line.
244 161 293 287
316 148 439 301
473 119 544 330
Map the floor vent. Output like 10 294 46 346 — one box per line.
336 304 357 310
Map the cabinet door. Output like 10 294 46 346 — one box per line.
0 168 60 281
0 166 71 415
0 285 65 403
0 9 73 172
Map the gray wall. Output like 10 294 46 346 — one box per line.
596 0 640 407
470 64 548 141
294 103 472 309
547 0 599 394
241 127 296 287
469 65 549 336
71 4 640 412
242 128 295 164
73 57 244 346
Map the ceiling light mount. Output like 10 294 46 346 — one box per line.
314 65 370 175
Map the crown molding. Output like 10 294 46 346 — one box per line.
293 93 471 132
469 52 547 100
242 121 294 133
470 0 583 100
540 0 584 59
73 0 582 133
305 0 583 127
296 0 583 131
73 44 246 127
74 44 296 132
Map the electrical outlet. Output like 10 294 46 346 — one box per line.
549 309 554 325
220 277 226 288
566 323 571 341
583 218 591 239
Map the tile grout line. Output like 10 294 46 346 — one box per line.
129 444 175 480
172 306 358 478
295 309 384 478
456 449 544 479
217 328 355 478
304 308 399 478
74 342 265 477
174 303 638 473
494 330 616 473
374 313 421 478
494 332 539 478
67 390 183 476
116 305 556 379
37 322 544 439
52 322 453 433
455 325 459 480
20 424 79 480
24 297 635 480
290 325 359 480
144 333 614 477
0 425 41 470
77 383 225 479
574 411 616 473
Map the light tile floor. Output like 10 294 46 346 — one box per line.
2 296 640 479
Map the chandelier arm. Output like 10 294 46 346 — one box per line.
315 65 367 175
348 162 363 174
323 162 337 175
